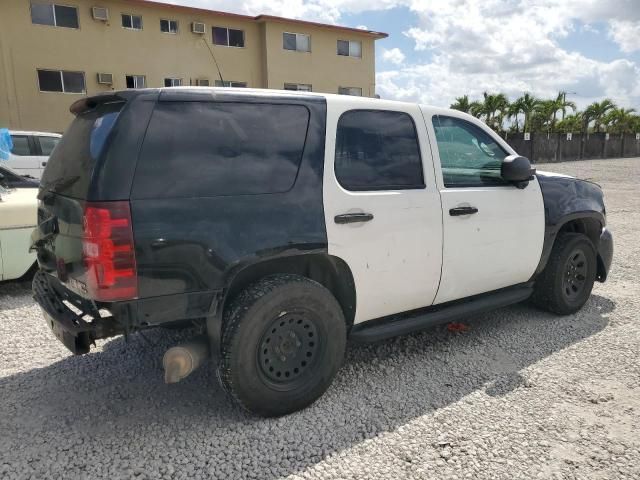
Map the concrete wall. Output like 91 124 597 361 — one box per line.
0 0 383 132
506 132 640 163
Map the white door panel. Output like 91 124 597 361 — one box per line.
323 99 443 324
422 107 545 304
436 184 545 303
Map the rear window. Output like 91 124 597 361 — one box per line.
40 102 124 198
132 102 310 198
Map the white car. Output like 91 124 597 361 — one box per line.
0 183 37 281
6 130 62 179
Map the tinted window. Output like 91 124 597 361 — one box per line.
212 27 227 45
134 102 310 198
432 116 508 187
62 71 85 93
40 102 124 198
38 69 63 92
31 3 55 25
10 136 31 156
337 40 349 56
335 110 424 191
38 136 60 156
228 29 244 47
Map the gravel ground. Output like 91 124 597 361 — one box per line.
1 157 639 480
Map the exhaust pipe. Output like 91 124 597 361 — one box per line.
163 336 210 384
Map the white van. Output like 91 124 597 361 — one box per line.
6 130 62 179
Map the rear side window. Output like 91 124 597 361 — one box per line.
335 110 424 191
38 136 60 156
40 102 124 198
10 135 31 156
133 102 310 198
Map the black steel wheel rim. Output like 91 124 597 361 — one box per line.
257 311 321 388
562 248 588 301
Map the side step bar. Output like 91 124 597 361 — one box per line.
349 284 533 343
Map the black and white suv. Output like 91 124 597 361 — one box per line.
31 88 613 416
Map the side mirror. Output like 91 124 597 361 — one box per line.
501 154 535 189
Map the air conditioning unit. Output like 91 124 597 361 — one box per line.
196 79 210 86
92 6 109 21
191 22 206 34
97 72 113 85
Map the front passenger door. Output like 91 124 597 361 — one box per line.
426 112 545 304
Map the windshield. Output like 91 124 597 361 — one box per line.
40 101 124 198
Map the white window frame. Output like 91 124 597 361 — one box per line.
164 78 183 87
37 69 86 94
125 74 146 89
337 39 362 58
121 13 142 30
195 78 210 86
214 80 247 88
30 3 79 29
338 86 363 96
212 26 245 48
284 83 312 92
160 18 178 34
283 32 311 53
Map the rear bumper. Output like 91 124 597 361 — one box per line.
33 271 123 354
596 228 613 282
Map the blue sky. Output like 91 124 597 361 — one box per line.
168 0 640 110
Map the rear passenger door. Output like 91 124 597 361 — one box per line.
8 135 40 177
323 101 443 324
35 135 61 174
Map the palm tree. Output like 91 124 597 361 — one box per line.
450 95 471 113
583 99 616 133
603 107 636 134
533 100 557 133
469 100 484 118
507 99 523 133
476 92 510 131
556 114 583 134
555 91 577 121
516 93 538 133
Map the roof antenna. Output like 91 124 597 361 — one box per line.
201 37 225 85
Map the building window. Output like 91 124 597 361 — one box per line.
283 32 310 52
335 110 424 191
284 83 312 92
160 19 178 34
196 79 210 86
212 27 245 47
31 3 79 28
125 75 146 89
339 87 363 96
164 78 183 87
337 40 362 58
214 80 247 88
121 13 142 30
37 69 85 93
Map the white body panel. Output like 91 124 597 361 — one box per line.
0 187 38 280
421 107 545 304
5 131 62 179
323 98 443 324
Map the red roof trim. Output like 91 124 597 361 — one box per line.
125 0 388 38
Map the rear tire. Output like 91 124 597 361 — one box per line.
218 274 347 417
532 233 597 315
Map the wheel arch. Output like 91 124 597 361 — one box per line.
222 253 357 328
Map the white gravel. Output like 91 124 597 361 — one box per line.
1 157 639 480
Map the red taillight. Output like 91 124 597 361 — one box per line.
82 201 137 301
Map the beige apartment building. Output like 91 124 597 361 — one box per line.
0 0 387 132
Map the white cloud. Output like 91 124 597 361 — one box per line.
381 47 405 65
608 20 640 53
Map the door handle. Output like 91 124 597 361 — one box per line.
42 162 47 167
449 206 478 216
334 212 374 224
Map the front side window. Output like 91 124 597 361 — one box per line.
335 110 424 191
38 136 60 156
338 86 362 96
432 115 508 188
9 136 31 156
31 3 79 28
134 102 311 198
214 80 247 87
337 40 362 58
37 69 85 93
284 83 312 92
122 13 142 30
125 75 146 88
283 32 310 52
164 78 183 87
212 27 245 47
160 19 178 33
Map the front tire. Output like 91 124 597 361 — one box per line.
532 233 597 315
218 274 347 417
